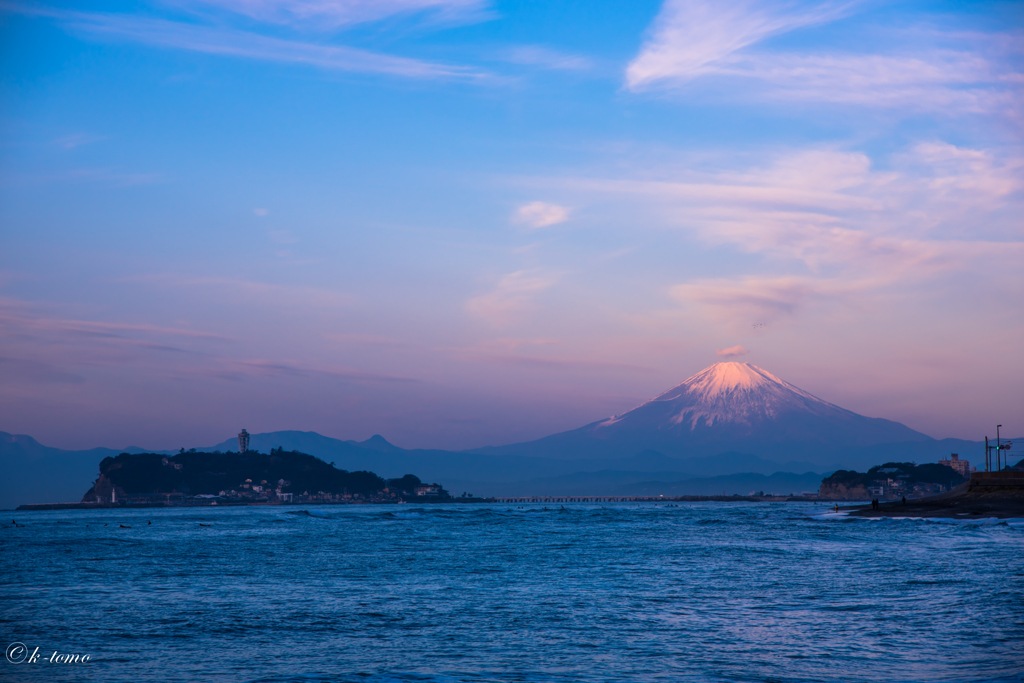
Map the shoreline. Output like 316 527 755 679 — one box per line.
15 495 857 511
844 481 1024 519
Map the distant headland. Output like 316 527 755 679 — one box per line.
17 447 465 510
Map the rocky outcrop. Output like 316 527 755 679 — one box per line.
81 474 125 503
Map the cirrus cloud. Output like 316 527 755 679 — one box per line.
176 0 491 29
626 0 846 90
16 5 491 82
624 0 1022 120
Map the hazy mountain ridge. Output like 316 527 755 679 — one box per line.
1 363 1007 507
0 433 141 509
2 429 993 508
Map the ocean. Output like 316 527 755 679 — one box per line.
2 503 1022 682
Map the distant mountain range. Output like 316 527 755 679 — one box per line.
2 362 1012 508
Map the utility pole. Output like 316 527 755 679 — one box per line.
997 425 1002 471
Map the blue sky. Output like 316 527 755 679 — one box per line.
1 0 1022 450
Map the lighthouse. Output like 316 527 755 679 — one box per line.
238 429 250 454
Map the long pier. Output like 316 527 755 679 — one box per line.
491 495 797 503
496 496 643 503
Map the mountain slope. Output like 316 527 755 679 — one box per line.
474 362 932 462
0 433 121 509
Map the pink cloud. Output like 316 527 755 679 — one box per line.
624 0 1021 119
513 201 570 229
625 0 844 91
716 345 748 357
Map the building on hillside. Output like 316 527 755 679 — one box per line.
912 482 945 496
938 453 971 478
415 485 441 496
238 428 250 454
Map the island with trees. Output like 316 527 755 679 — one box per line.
20 448 453 509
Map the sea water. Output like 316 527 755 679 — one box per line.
2 503 1022 682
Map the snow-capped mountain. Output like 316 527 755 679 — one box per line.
596 362 847 431
477 362 933 463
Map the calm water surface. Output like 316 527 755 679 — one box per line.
2 503 1022 682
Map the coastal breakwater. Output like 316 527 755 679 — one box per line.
967 470 1024 491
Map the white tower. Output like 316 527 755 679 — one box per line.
238 429 250 454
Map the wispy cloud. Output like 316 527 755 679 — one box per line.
214 358 418 383
624 0 1022 118
443 338 652 373
673 275 854 323
626 0 847 90
33 8 489 81
0 356 87 384
465 270 558 328
172 0 491 30
0 297 416 389
515 140 1024 326
531 142 1022 257
716 344 748 357
512 201 570 229
0 298 225 384
0 306 230 341
714 50 1022 114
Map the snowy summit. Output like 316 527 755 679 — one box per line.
478 360 933 463
612 362 841 430
594 362 845 432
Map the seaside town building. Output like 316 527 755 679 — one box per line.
938 453 971 478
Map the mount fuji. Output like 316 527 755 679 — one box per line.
2 362 995 506
473 362 933 465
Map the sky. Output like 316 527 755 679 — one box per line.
1 0 1022 451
